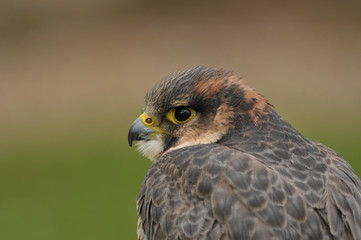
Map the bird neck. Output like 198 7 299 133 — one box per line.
218 110 308 152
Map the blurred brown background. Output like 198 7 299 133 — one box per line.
1 0 360 239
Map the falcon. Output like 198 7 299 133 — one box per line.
128 66 361 240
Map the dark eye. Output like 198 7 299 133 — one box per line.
167 107 196 124
174 107 192 122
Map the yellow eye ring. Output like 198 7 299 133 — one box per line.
166 107 196 124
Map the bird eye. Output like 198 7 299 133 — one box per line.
175 107 191 122
166 107 196 124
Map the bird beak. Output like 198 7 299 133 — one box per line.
128 117 155 147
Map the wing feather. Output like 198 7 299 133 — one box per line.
137 138 361 240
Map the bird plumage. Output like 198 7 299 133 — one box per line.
128 66 361 240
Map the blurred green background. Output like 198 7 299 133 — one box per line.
1 0 360 239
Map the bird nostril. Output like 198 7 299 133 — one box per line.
145 118 153 124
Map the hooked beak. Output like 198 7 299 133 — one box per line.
128 117 155 147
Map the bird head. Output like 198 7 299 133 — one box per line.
128 66 272 161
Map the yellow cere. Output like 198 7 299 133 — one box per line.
140 113 154 127
140 113 164 133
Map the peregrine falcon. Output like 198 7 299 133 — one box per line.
128 66 361 240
